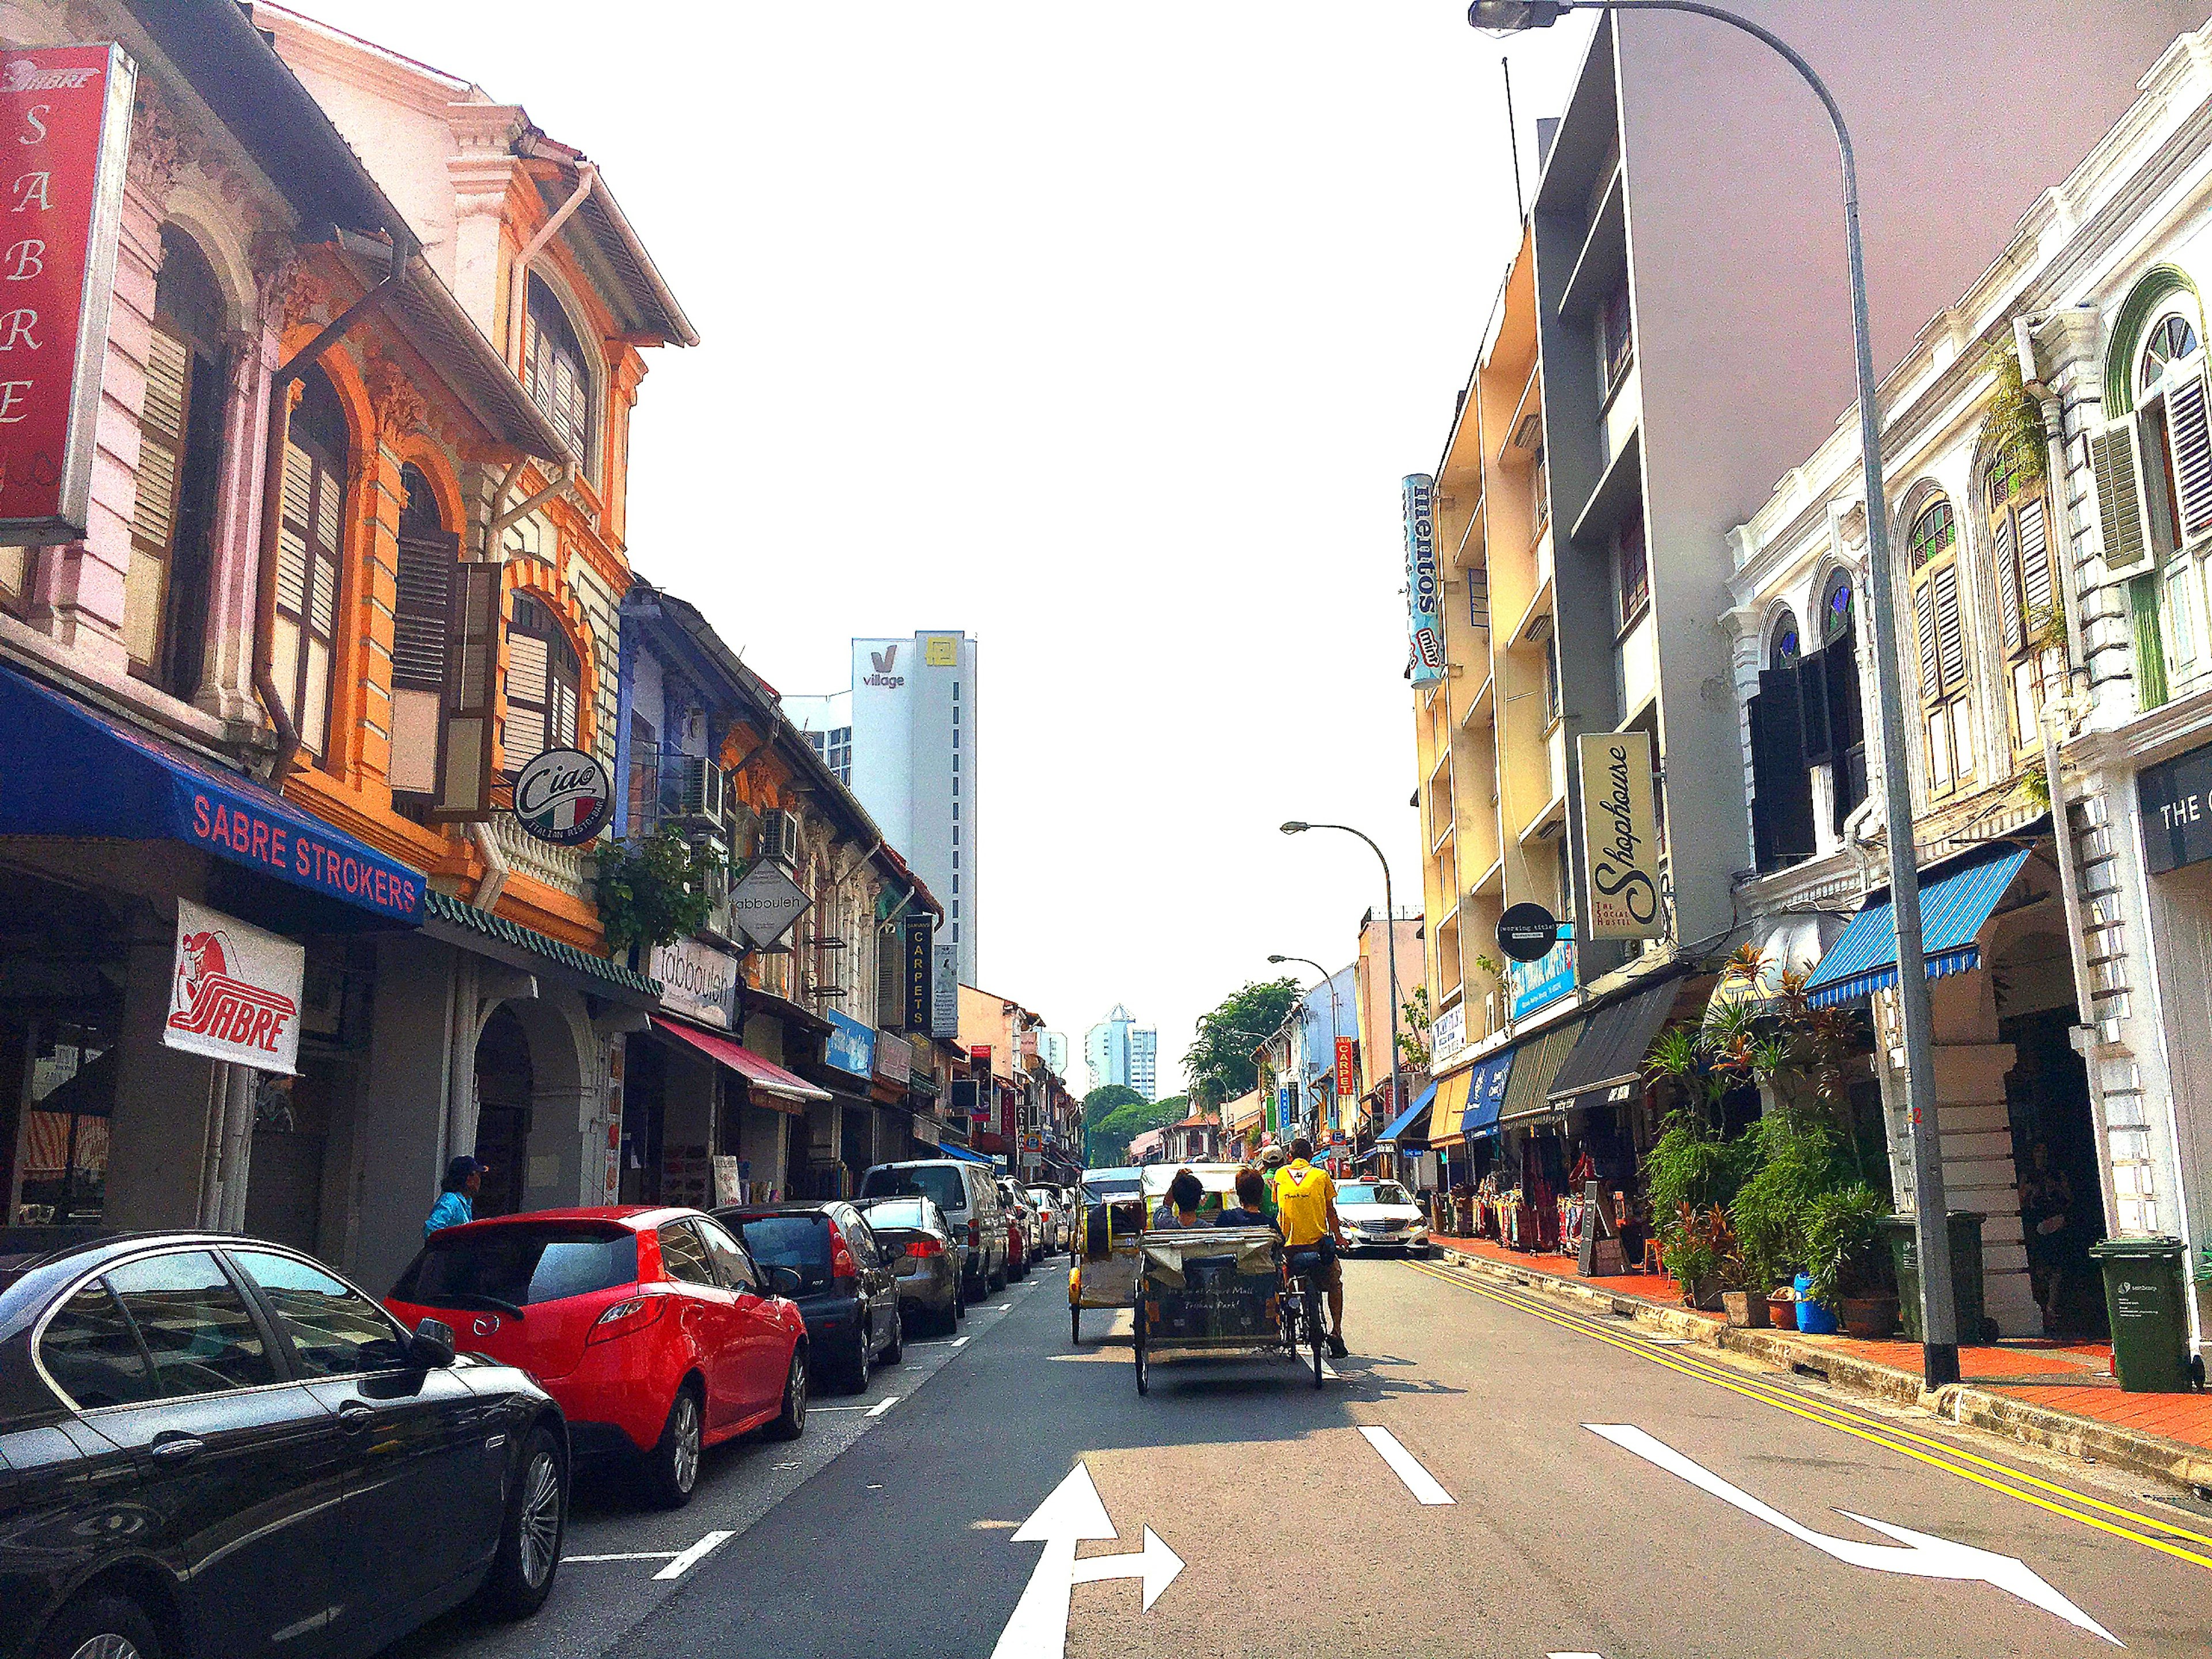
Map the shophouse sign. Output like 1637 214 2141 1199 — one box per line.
1578 729 1662 939
2138 738 2212 874
728 859 810 949
825 1009 874 1077
903 912 933 1030
0 44 134 545
1402 473 1444 686
649 936 738 1027
513 747 613 846
165 899 305 1074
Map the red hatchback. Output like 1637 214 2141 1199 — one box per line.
387 1207 808 1507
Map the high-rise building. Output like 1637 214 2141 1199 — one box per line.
787 632 979 984
1084 1005 1157 1101
1036 1030 1070 1078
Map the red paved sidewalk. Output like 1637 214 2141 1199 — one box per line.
1426 1232 2212 1458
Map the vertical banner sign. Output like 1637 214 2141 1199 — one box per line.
1578 728 1663 939
1335 1036 1357 1101
165 900 306 1075
1403 473 1444 685
903 912 933 1031
931 939 958 1038
0 46 134 543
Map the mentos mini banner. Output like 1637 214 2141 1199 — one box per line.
0 45 135 544
1403 473 1444 686
1578 728 1663 940
166 900 306 1075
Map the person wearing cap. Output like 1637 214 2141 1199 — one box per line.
425 1154 487 1238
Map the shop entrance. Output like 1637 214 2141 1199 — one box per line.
473 1005 535 1219
1999 1004 2107 1338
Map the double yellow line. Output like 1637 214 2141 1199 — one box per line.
1406 1257 2212 1572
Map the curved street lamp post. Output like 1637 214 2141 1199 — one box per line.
1281 821 1404 1156
1269 953 1344 1145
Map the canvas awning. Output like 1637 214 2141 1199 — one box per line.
649 1017 830 1112
1378 1082 1436 1146
1494 1021 1583 1132
1425 1068 1475 1149
1460 1049 1516 1140
1546 971 1689 1116
1804 848 2032 1009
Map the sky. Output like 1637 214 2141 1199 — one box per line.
296 0 1596 1093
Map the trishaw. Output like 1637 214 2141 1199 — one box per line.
1067 1166 1145 1344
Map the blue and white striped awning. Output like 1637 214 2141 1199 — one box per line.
1803 847 2031 1009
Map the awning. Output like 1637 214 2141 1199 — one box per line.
1378 1082 1437 1146
1425 1068 1475 1150
1546 974 1686 1115
1804 847 2032 1010
1495 1020 1582 1131
0 662 421 924
649 1016 830 1111
1461 1050 1515 1139
423 890 658 1006
942 1141 994 1166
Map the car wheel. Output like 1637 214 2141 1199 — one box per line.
765 1347 808 1441
639 1382 703 1509
989 1259 1006 1293
35 1594 161 1659
881 1305 903 1365
847 1320 872 1393
478 1425 566 1618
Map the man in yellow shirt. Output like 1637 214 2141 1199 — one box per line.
1272 1137 1348 1357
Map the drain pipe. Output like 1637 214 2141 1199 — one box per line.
506 162 596 369
2039 702 2122 1239
2013 313 2088 680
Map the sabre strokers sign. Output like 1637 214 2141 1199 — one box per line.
0 45 135 544
1578 728 1663 940
1403 473 1444 687
513 747 613 846
166 900 306 1074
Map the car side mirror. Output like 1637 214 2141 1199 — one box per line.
408 1316 457 1369
762 1264 804 1299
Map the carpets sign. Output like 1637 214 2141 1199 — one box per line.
1578 728 1662 940
165 900 305 1074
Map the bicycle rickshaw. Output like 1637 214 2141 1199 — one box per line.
1067 1165 1146 1344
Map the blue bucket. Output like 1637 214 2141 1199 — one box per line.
1794 1272 1839 1334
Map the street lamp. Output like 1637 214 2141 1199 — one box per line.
1467 0 1961 1387
1281 821 1404 1154
1268 953 1344 1145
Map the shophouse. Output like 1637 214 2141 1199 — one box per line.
1732 22 2212 1349
959 982 1062 1177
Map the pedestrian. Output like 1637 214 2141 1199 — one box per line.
425 1154 487 1239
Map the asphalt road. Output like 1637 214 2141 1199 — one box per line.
393 1252 2212 1659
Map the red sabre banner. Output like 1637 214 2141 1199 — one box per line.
1335 1036 1357 1100
166 900 306 1075
0 44 134 543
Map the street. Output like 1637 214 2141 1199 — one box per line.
388 1257 2212 1659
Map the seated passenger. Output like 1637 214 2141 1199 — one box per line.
1215 1166 1277 1232
1152 1168 1208 1229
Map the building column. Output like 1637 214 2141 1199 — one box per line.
104 933 222 1230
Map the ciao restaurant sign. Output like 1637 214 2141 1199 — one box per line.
0 46 135 544
1578 728 1663 940
166 899 306 1075
513 747 612 847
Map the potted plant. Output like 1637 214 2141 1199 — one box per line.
1802 1184 1891 1336
1663 1203 1736 1312
1765 1283 1797 1331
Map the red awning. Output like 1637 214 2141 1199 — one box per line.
649 1017 830 1110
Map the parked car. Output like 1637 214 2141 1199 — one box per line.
0 1232 569 1659
1027 1185 1069 1255
387 1207 806 1510
1335 1179 1432 1255
997 1180 1033 1280
715 1203 901 1392
854 1195 964 1334
858 1159 1006 1299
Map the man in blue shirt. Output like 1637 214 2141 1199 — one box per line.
425 1155 487 1238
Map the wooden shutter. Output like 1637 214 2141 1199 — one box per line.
2091 419 2153 579
2163 361 2212 539
2017 497 2052 631
1915 584 1940 696
1993 512 2022 655
430 563 501 821
1932 564 1967 690
877 927 903 1028
1796 645 1831 764
123 323 191 673
389 527 457 796
1751 669 1814 869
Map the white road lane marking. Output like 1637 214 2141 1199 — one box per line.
565 1550 679 1563
951 1335 971 1346
993 1304 1014 1311
653 1529 736 1581
868 1395 902 1417
1358 1426 1455 1506
1585 1425 2119 1644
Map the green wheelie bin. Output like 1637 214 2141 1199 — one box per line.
2088 1235 2194 1393
1878 1211 1993 1344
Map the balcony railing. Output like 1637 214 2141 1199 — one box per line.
491 812 590 898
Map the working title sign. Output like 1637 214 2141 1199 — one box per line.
0 46 134 544
166 900 305 1075
1402 473 1444 686
1578 729 1662 940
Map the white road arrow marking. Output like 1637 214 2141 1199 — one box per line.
988 1463 1183 1659
653 1529 734 1581
1586 1425 2119 1646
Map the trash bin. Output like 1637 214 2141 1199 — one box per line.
2089 1236 2194 1394
1877 1212 1991 1345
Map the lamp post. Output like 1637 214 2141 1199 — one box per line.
1281 821 1404 1156
1468 0 1960 1386
1269 953 1344 1147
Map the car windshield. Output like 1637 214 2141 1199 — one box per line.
859 1199 933 1232
738 1215 834 1290
1027 1190 1055 1207
862 1165 966 1213
392 1224 637 1309
1338 1182 1412 1206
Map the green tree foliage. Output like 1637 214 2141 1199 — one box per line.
1088 1092 1191 1166
594 827 716 954
1182 976 1301 1107
1082 1085 1146 1130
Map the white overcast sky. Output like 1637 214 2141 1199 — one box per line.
297 1 1594 1092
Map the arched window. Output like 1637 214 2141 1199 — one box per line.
389 464 459 798
1821 570 1854 645
524 275 593 468
2141 313 2199 391
125 227 229 698
1767 607 1798 668
273 365 349 763
1985 444 2055 751
505 593 581 768
1908 498 1971 794
1817 569 1868 830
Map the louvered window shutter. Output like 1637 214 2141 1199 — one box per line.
1915 584 1940 696
1796 646 1832 764
1994 513 2022 655
1933 564 1967 690
878 927 903 1027
389 528 457 796
431 563 502 821
2163 361 2212 539
123 323 191 673
2090 420 2153 578
1752 669 1814 868
2017 497 2052 631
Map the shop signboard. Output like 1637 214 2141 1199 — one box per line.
1497 902 1559 963
1334 1036 1357 1100
825 1009 874 1077
912 1113 941 1146
2138 738 2212 874
0 44 135 546
903 912 932 1030
1508 936 1575 1020
512 748 613 847
649 937 737 1028
1431 1002 1467 1067
165 899 305 1075
873 1028 910 1086
1403 473 1444 685
931 940 958 1037
728 859 810 949
1577 729 1662 939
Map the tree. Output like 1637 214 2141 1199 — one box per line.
1182 976 1301 1107
1089 1092 1194 1166
1082 1084 1145 1130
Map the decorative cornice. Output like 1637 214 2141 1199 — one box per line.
366 354 427 444
126 86 197 207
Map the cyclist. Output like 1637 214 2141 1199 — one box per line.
1271 1136 1348 1357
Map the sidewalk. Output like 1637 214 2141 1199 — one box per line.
1424 1232 2212 1494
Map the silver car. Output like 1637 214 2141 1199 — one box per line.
855 1195 964 1333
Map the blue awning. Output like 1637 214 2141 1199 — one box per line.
1461 1050 1515 1139
0 664 423 924
941 1141 993 1166
1378 1081 1437 1146
1804 847 2031 1009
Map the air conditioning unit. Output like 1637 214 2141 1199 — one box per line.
674 756 724 824
758 808 798 865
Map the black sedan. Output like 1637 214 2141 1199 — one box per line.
854 1195 963 1335
0 1232 569 1659
715 1203 902 1392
